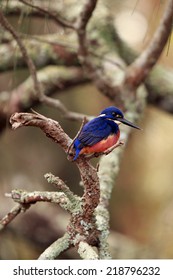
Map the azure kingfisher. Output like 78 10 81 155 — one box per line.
73 106 140 161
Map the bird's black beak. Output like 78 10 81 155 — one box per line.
116 117 141 130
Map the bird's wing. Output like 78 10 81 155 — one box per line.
77 117 112 147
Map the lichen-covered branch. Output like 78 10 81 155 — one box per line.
0 34 78 72
112 27 173 114
73 0 124 102
38 233 71 260
45 173 79 203
0 181 78 232
96 137 126 259
77 241 99 259
0 203 28 230
0 9 82 125
10 189 73 212
0 65 87 133
145 66 173 114
75 0 98 58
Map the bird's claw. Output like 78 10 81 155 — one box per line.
103 140 124 155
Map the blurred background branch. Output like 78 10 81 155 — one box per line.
124 0 173 89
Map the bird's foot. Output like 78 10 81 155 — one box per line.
103 140 124 155
87 140 124 160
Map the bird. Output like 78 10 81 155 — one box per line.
73 106 141 161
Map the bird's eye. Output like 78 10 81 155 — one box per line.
116 114 122 118
112 112 122 118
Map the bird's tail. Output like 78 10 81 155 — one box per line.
73 139 82 161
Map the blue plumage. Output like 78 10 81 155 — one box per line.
73 117 119 160
73 106 140 160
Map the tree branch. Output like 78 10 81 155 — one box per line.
10 111 71 150
0 174 79 232
110 24 173 114
75 0 98 57
96 148 124 259
73 0 122 101
2 0 71 24
124 0 173 89
0 203 28 230
9 111 101 258
0 66 87 133
0 34 79 72
44 173 79 204
95 107 145 259
77 241 99 259
0 11 93 130
9 189 73 212
38 233 70 260
1 0 173 116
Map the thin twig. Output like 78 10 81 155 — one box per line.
19 0 74 29
0 10 43 100
44 173 79 203
41 95 89 122
2 65 88 123
0 203 29 231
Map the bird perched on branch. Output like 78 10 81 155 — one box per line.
73 106 141 161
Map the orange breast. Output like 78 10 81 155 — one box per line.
80 132 120 155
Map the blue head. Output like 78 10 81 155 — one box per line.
99 106 140 129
